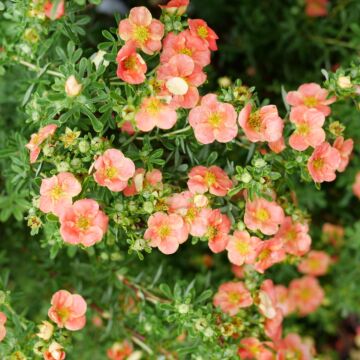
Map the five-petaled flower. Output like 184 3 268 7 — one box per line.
189 94 238 144
213 281 253 316
48 290 87 331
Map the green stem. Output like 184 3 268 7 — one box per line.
137 125 192 141
309 36 358 50
17 59 64 78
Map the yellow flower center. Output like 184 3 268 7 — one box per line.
147 98 161 116
76 216 90 230
312 158 324 170
204 171 216 186
32 134 41 145
197 26 208 39
258 248 271 261
105 166 117 179
300 288 311 301
256 208 269 222
180 47 193 56
208 112 222 128
304 96 318 107
286 229 297 242
133 25 149 44
50 185 64 201
159 225 171 239
297 123 310 135
248 111 262 131
186 207 197 222
228 291 240 304
124 55 137 70
206 226 217 240
57 307 70 321
236 241 250 255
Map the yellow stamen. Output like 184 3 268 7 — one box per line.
248 111 262 131
133 25 149 44
304 96 318 107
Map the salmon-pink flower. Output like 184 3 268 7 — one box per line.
189 94 238 144
120 121 135 135
273 217 311 256
353 172 360 199
43 341 66 360
289 106 325 151
187 165 232 196
226 230 261 266
0 312 6 342
37 321 54 341
123 168 163 197
275 285 295 316
44 0 65 20
167 191 209 237
254 238 286 273
289 276 324 316
213 281 253 316
307 142 340 183
238 103 283 143
268 137 286 154
257 280 284 340
26 124 57 163
116 42 147 84
322 223 344 246
202 208 231 253
333 136 354 172
277 333 313 360
159 0 189 15
118 6 164 55
157 54 206 109
135 96 177 132
144 212 188 254
305 0 328 17
48 290 87 331
94 149 135 192
244 197 285 236
258 279 278 319
39 172 81 216
231 264 245 279
298 250 331 276
161 30 210 68
238 338 275 360
188 19 219 51
107 340 133 360
286 83 336 116
59 199 109 247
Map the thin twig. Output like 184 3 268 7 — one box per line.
17 59 64 78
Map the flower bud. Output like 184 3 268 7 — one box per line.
240 172 252 183
90 50 109 70
177 304 190 314
204 327 214 337
37 321 54 341
65 75 82 97
166 77 189 95
78 140 90 153
254 159 266 168
338 76 352 89
143 201 154 214
70 158 81 169
24 28 40 43
57 161 69 172
218 76 232 88
42 144 54 157
329 121 345 137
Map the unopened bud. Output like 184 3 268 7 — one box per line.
65 75 82 97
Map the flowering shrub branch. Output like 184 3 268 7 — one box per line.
0 0 360 358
